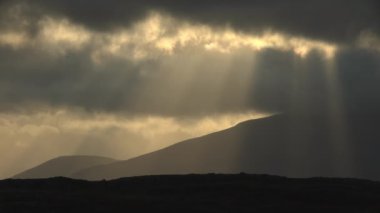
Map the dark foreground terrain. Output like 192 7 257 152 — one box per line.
1 174 380 212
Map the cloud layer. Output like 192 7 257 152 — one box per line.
0 1 379 178
2 3 378 116
2 0 378 43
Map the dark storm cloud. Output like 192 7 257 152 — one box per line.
0 46 141 113
0 43 255 116
1 0 379 43
337 49 380 114
0 41 379 117
249 48 380 115
0 0 379 117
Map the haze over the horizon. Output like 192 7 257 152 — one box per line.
0 0 379 179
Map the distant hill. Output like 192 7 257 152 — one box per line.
72 114 380 180
14 155 117 179
2 174 380 212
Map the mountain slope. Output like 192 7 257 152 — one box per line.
72 113 380 180
14 155 117 179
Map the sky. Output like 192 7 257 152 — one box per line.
0 0 379 178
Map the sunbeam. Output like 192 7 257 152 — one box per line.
0 1 379 182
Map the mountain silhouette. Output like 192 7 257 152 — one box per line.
14 155 117 179
70 113 380 180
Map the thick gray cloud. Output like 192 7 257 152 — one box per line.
249 48 380 115
337 49 380 114
0 45 254 115
1 0 378 43
0 0 379 117
1 43 379 116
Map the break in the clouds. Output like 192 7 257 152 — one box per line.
0 1 379 178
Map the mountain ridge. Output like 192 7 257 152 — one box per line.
15 113 380 181
14 155 117 179
72 113 380 180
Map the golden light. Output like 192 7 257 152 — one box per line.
0 109 268 178
0 9 356 179
0 32 28 48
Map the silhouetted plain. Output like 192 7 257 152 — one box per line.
2 174 380 212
